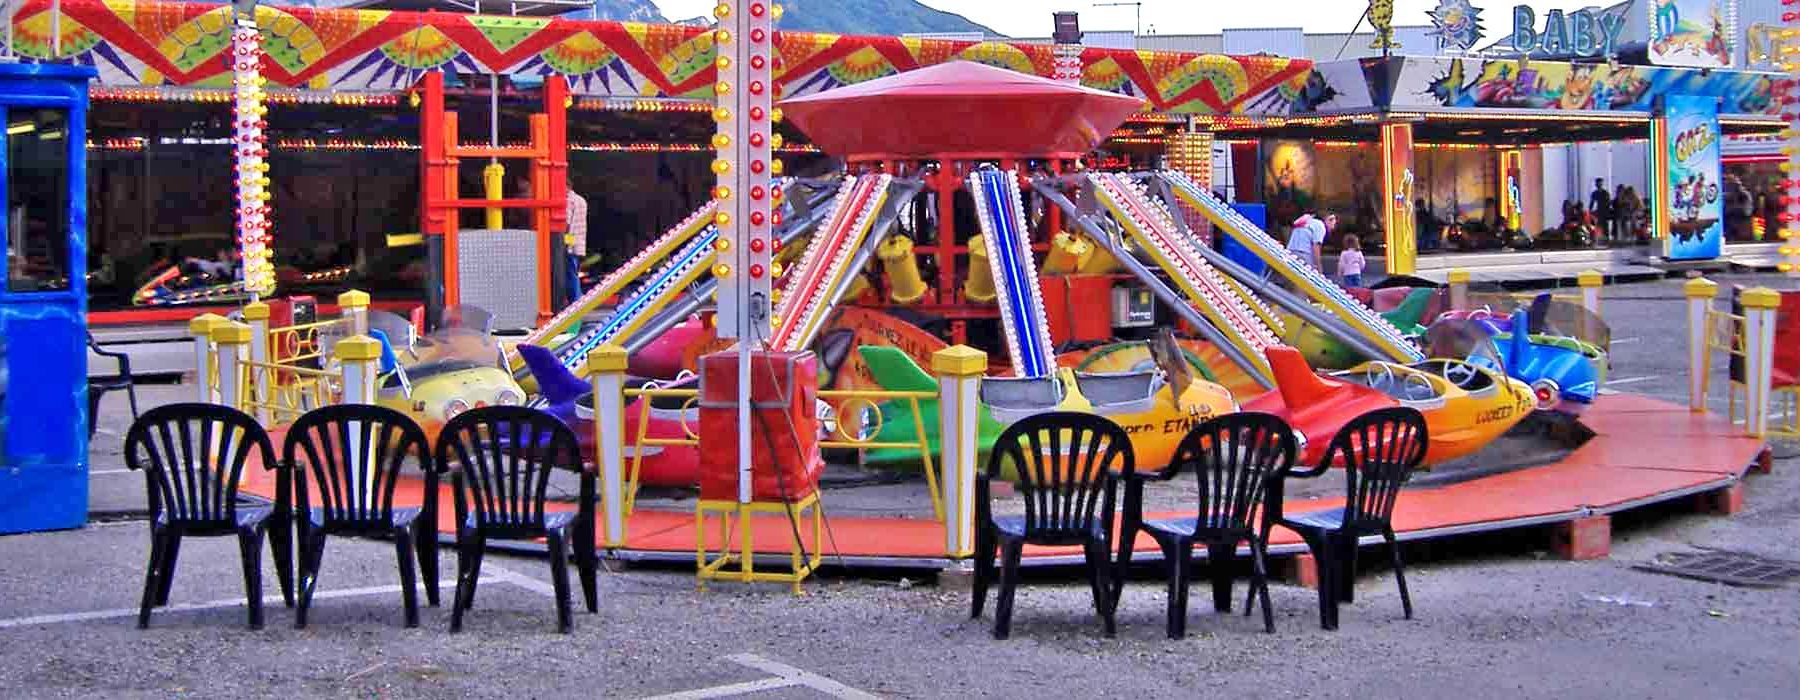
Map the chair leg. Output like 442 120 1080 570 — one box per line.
1298 530 1337 631
1112 520 1140 608
268 511 295 608
1081 537 1114 638
546 529 574 634
414 519 440 607
461 537 487 612
87 387 104 438
155 536 184 606
1161 537 1191 639
1385 528 1413 620
394 528 420 628
1206 541 1235 614
124 384 141 420
137 531 170 629
969 526 994 620
449 532 477 633
992 539 1025 640
237 529 267 631
1249 537 1276 634
574 536 598 615
1337 533 1360 605
294 534 319 629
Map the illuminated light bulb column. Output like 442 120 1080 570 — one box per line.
695 1 824 593
710 0 780 340
1782 17 1800 277
230 11 275 295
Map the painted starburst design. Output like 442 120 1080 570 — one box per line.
1427 0 1484 51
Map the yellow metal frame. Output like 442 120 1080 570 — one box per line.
616 386 944 522
1700 308 1800 438
238 360 341 424
696 491 823 595
267 318 349 366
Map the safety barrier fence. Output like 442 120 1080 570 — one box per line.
583 345 988 558
191 293 990 559
1689 279 1794 439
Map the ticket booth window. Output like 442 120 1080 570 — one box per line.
6 108 71 293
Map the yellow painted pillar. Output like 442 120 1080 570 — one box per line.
1381 122 1417 276
189 313 228 402
932 344 987 558
211 321 252 411
1577 270 1604 318
483 161 506 230
1684 277 1717 413
337 289 370 335
1447 269 1470 311
587 345 630 547
1741 287 1782 438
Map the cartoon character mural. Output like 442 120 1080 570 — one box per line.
1411 58 1771 115
1426 0 1484 52
1646 0 1738 69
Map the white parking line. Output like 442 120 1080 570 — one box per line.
0 578 482 629
1611 337 1641 345
641 655 880 700
1605 375 1659 387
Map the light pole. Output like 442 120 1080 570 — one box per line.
1093 1 1143 38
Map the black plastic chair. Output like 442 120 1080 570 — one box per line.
435 406 597 633
124 403 293 629
971 411 1134 640
87 331 140 438
281 404 438 628
1260 407 1428 630
1116 412 1296 638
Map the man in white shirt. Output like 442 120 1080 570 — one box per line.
564 188 589 301
1288 213 1324 270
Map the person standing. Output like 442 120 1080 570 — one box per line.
1589 179 1612 244
1287 212 1324 270
1338 234 1367 288
564 185 589 301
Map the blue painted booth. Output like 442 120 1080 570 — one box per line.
0 63 96 534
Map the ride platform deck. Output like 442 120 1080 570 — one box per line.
237 393 1764 570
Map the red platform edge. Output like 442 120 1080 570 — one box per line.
236 393 1764 567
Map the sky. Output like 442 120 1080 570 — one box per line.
651 1 1622 37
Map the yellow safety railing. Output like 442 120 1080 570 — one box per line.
268 318 349 366
621 387 700 515
615 386 944 522
238 359 342 425
817 388 942 522
1701 307 1798 438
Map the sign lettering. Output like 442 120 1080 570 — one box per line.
1511 5 1623 57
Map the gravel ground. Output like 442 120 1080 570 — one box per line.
3 272 1796 699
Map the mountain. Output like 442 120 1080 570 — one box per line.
655 0 998 37
768 0 998 37
563 0 668 23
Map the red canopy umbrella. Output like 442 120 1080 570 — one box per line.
780 61 1147 161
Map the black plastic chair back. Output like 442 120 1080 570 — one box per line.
435 406 581 535
124 403 276 528
989 411 1134 539
1320 407 1428 531
1170 412 1296 533
283 404 432 528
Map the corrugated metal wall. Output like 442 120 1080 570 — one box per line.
1222 27 1305 56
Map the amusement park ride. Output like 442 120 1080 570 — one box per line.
0 3 1783 604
